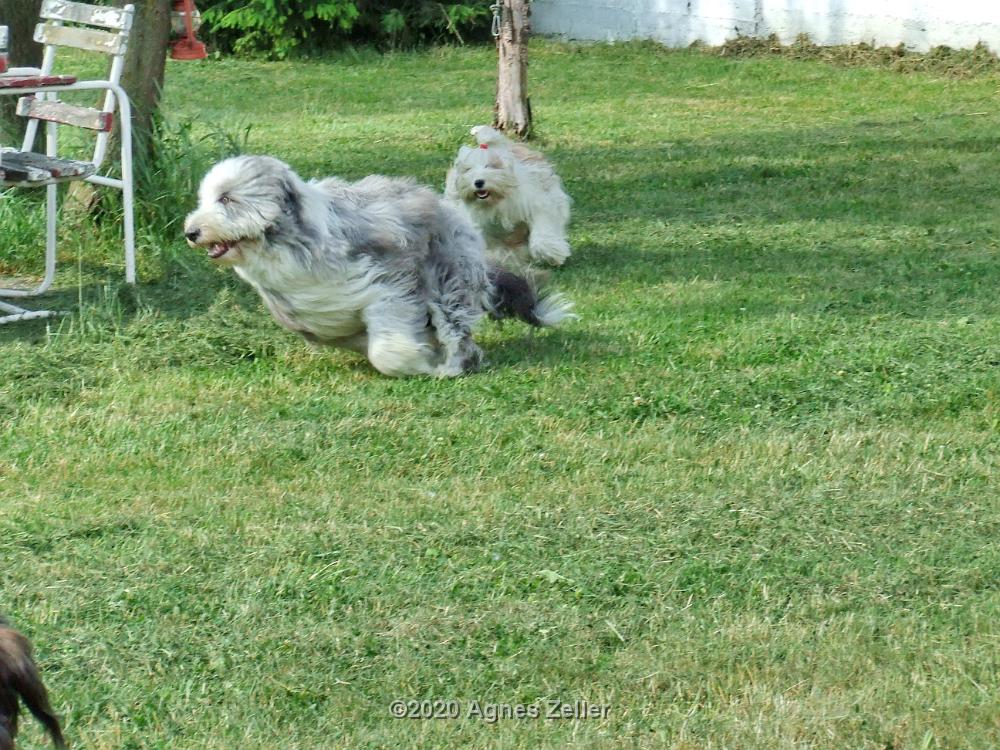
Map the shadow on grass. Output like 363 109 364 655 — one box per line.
547 116 1000 322
572 235 999 325
483 326 609 370
0 258 249 345
1 267 597 379
557 126 1000 227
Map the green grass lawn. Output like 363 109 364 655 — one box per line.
3 41 1000 749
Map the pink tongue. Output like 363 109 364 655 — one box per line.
209 242 229 259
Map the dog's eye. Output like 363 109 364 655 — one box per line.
219 195 231 205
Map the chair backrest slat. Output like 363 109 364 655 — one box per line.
39 0 132 31
34 22 127 55
17 96 114 132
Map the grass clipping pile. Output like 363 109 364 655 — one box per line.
717 33 1000 78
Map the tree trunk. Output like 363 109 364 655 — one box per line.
68 1 171 212
0 0 43 66
118 0 172 162
0 0 43 139
494 0 531 138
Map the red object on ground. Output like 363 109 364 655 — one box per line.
171 0 207 60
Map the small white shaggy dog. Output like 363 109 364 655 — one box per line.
184 155 575 377
445 125 572 267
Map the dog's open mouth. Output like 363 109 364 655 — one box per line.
475 190 490 200
208 241 231 259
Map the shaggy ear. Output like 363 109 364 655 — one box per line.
456 145 475 160
280 177 302 214
444 166 461 195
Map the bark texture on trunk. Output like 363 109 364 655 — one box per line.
0 0 43 67
494 0 531 138
118 0 172 160
0 0 43 137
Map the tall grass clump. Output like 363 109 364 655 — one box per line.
0 190 47 273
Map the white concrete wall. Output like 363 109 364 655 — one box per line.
531 0 1000 52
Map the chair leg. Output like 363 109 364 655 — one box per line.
0 299 61 325
0 127 59 300
122 162 135 284
0 184 58 298
43 181 58 291
0 162 63 323
42 119 58 293
119 102 136 284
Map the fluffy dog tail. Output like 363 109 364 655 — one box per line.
0 620 66 749
488 267 577 327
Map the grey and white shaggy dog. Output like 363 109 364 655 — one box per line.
184 155 575 377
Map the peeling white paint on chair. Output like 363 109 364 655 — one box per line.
40 0 133 30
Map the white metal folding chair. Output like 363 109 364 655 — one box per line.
0 1 136 325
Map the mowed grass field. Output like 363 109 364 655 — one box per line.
3 41 1000 748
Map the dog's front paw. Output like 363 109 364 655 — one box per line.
529 237 572 266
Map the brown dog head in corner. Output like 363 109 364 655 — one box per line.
0 618 65 749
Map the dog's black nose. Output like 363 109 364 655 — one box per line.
185 229 201 242
474 179 485 189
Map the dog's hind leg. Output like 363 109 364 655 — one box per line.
424 255 487 376
428 302 484 377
